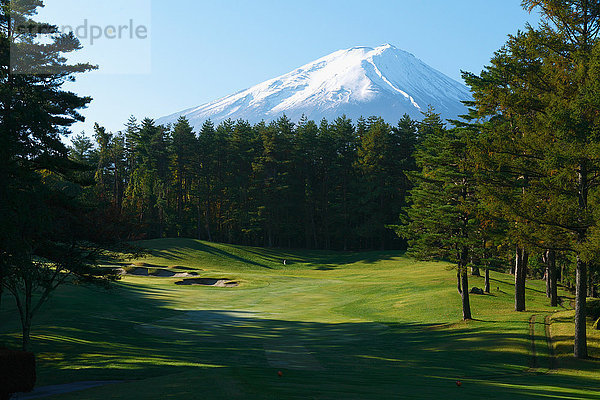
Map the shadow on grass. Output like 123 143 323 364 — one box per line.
4 282 598 399
144 239 274 269
136 238 403 272
241 246 403 269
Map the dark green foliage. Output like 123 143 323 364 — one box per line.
170 117 199 237
80 113 419 251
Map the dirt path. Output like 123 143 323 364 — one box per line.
11 381 123 399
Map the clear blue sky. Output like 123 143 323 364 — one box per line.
37 0 540 136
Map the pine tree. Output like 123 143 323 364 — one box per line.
356 116 414 250
329 116 358 250
196 120 217 241
399 110 482 320
69 133 95 165
252 115 295 247
225 119 259 244
169 117 198 237
295 116 320 248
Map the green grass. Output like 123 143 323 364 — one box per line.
1 238 600 399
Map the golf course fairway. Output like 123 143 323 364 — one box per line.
1 238 599 399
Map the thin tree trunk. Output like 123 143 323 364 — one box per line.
547 250 558 307
205 222 212 242
304 187 312 249
197 202 202 240
14 278 33 351
574 256 588 359
312 212 318 249
515 247 527 312
573 161 588 358
588 269 592 297
511 248 516 275
343 178 349 251
485 269 490 293
21 314 32 352
543 250 550 298
457 270 462 294
460 267 472 320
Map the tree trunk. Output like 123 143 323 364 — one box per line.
543 250 550 298
457 270 462 294
574 256 588 359
511 249 516 275
15 278 34 352
484 269 490 293
460 268 472 320
588 268 593 297
515 247 527 312
547 250 558 307
21 315 32 352
471 266 481 277
197 203 203 239
268 228 273 248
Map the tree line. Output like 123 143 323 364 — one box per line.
71 114 418 251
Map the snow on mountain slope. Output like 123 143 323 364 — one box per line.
157 44 471 128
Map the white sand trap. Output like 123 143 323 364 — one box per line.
174 278 239 287
264 341 324 371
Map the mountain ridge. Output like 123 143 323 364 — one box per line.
157 44 472 128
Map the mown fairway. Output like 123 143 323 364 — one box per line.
1 238 600 399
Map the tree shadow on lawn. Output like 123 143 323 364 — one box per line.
241 247 403 270
142 239 274 269
19 284 600 400
139 238 402 272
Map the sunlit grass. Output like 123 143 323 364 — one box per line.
0 238 599 399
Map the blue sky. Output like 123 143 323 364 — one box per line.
36 0 539 136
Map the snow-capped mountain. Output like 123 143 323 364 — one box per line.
158 44 471 128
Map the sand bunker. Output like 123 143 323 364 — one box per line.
175 278 239 287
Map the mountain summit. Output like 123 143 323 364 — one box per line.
158 44 471 128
